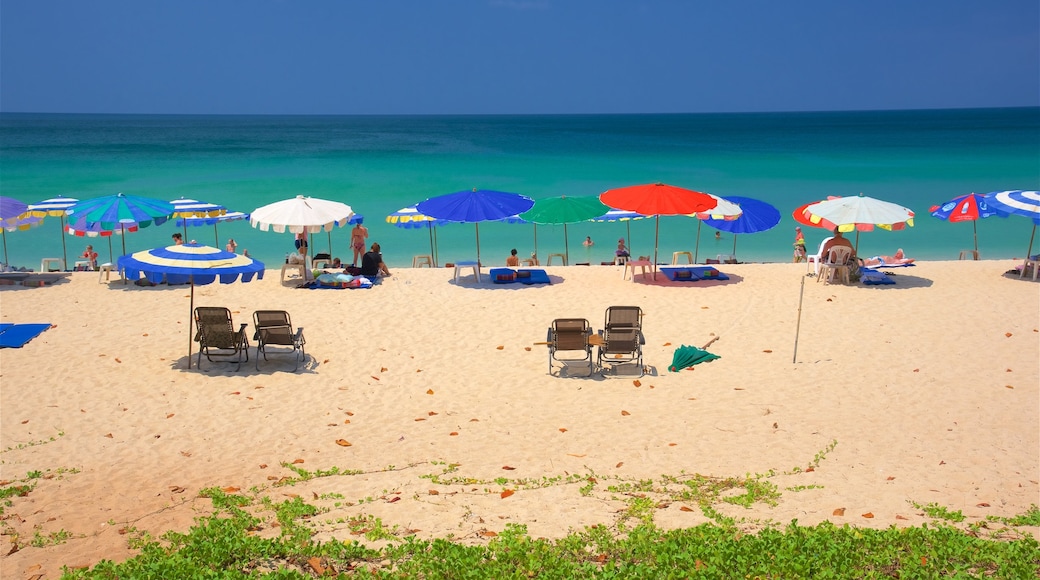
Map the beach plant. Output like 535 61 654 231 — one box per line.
0 429 66 454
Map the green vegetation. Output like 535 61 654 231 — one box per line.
4 440 1034 578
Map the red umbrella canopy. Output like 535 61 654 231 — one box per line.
599 183 717 216
792 196 842 228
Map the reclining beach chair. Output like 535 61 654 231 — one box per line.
253 310 306 371
597 306 645 377
193 307 249 371
546 318 593 377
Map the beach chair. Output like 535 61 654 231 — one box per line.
818 246 852 285
193 307 249 371
546 318 593 377
597 306 645 377
253 310 306 371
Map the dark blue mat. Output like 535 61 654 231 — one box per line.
490 268 551 285
860 268 895 285
0 323 52 348
659 266 730 282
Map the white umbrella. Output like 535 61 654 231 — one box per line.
250 195 354 257
801 194 915 254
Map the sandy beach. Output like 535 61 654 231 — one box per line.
1 260 1037 577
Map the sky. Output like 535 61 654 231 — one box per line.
1 0 1038 115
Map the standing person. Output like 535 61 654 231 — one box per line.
350 222 369 267
171 233 184 245
792 227 807 262
226 238 237 253
583 236 594 247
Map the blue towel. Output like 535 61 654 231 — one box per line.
0 323 52 348
860 268 895 285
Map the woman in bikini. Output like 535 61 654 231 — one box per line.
350 223 369 267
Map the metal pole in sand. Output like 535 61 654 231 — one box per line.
792 275 806 363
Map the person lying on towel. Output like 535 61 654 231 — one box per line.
861 248 915 268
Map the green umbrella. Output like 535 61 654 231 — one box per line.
668 345 720 372
519 195 610 264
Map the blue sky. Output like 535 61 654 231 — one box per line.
2 0 1037 115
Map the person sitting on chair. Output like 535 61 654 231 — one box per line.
821 229 855 261
506 248 520 267
360 242 391 277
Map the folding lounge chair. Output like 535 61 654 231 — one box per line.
597 306 645 377
546 318 593 377
253 310 306 371
193 307 249 371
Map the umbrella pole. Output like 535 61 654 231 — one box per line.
474 223 481 266
121 225 128 285
694 220 702 264
213 224 219 247
60 216 68 270
1025 225 1037 269
533 224 538 258
854 231 860 256
433 226 440 267
187 278 194 369
564 224 569 265
1 230 7 267
972 220 979 257
107 237 113 265
653 216 660 280
327 230 332 258
732 235 737 259
428 225 435 267
626 222 631 256
792 275 806 363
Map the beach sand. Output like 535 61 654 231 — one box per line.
1 261 1037 577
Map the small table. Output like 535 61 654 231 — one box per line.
412 255 434 268
671 251 693 265
959 250 980 261
98 263 116 283
40 258 63 272
453 261 481 283
546 253 567 266
623 259 652 282
281 263 307 283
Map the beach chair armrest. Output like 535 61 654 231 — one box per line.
294 327 305 346
546 327 553 344
638 331 646 345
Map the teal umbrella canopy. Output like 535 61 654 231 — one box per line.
521 196 610 263
66 193 175 231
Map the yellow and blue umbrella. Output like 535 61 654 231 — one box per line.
26 195 79 268
0 196 42 267
118 243 265 369
387 205 455 267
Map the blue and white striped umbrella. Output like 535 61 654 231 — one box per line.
118 243 265 369
27 195 79 268
169 197 227 219
176 211 250 247
984 190 1040 261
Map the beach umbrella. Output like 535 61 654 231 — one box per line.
800 194 914 254
387 205 455 267
599 183 717 278
0 196 30 267
250 195 354 257
519 195 610 264
416 188 534 266
26 195 79 269
983 190 1040 263
668 345 720 372
169 197 227 240
176 211 250 247
65 193 176 263
691 194 744 263
590 209 649 258
118 243 265 370
67 221 139 264
929 192 1003 258
701 196 781 260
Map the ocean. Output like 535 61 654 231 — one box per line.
1 108 1038 270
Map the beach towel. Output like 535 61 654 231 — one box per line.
859 268 895 285
0 323 52 348
668 345 720 371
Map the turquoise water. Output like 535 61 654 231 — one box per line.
1 108 1038 269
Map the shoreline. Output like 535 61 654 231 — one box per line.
1 261 1037 575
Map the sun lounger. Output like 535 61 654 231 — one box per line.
193 307 249 371
253 310 306 372
546 318 593 377
597 306 645 377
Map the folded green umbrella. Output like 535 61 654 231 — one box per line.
669 345 720 372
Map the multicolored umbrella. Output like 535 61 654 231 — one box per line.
519 195 610 264
929 192 1003 257
26 195 79 269
800 194 914 254
118 243 265 369
701 196 782 260
0 196 30 267
65 193 176 264
691 194 744 263
67 221 140 264
590 209 649 258
600 183 717 278
983 190 1040 263
416 188 534 266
